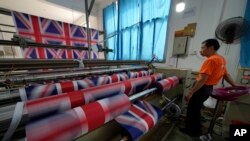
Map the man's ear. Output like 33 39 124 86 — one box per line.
208 46 215 51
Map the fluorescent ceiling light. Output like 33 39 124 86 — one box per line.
176 2 185 12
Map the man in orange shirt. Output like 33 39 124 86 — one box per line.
180 39 237 137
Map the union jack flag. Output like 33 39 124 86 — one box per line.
69 24 88 59
26 94 131 141
12 11 99 59
115 100 163 141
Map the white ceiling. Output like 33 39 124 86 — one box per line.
0 0 104 24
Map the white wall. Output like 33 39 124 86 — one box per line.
164 0 247 81
95 0 117 59
0 14 23 58
95 0 247 79
96 0 117 31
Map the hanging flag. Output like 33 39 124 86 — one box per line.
12 11 99 59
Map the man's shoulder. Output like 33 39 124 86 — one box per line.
209 54 225 60
206 54 226 65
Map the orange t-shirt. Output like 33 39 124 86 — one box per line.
197 54 228 85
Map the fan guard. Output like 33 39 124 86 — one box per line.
215 17 249 44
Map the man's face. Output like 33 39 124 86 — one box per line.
200 43 208 57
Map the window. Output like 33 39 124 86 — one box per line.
103 0 171 61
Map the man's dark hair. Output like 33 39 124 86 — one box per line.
202 39 220 51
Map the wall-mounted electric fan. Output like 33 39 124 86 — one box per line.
215 17 249 44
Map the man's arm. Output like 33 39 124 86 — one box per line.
185 73 208 102
223 73 237 87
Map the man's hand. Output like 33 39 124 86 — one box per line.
185 91 194 103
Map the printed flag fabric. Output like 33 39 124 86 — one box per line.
24 82 126 119
19 71 155 100
19 79 94 100
24 74 163 120
26 94 131 141
12 11 99 59
91 73 129 86
115 100 163 141
19 72 130 100
128 70 153 78
156 76 179 93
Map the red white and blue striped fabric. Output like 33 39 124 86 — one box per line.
19 78 95 100
70 25 99 59
156 76 179 93
92 73 129 85
120 73 163 96
19 73 129 100
26 94 131 141
12 11 99 59
24 74 163 119
112 73 129 81
128 70 153 78
19 72 141 100
115 100 163 141
24 82 126 119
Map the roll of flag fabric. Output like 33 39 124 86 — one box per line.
25 74 163 119
109 73 129 83
156 76 179 93
128 70 153 78
149 73 163 87
128 72 139 78
127 77 152 96
91 73 129 85
26 94 131 141
19 78 95 100
91 75 112 85
25 82 126 119
115 100 163 141
19 72 133 100
123 73 163 96
115 73 130 81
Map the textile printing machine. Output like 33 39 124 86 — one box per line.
0 59 192 141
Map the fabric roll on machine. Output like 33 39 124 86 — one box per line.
0 59 192 141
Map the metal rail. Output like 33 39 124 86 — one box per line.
0 30 15 34
0 40 113 52
0 23 15 28
0 59 148 71
0 66 148 86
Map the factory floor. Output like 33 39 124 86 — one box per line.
162 125 228 141
160 110 228 141
139 106 229 141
